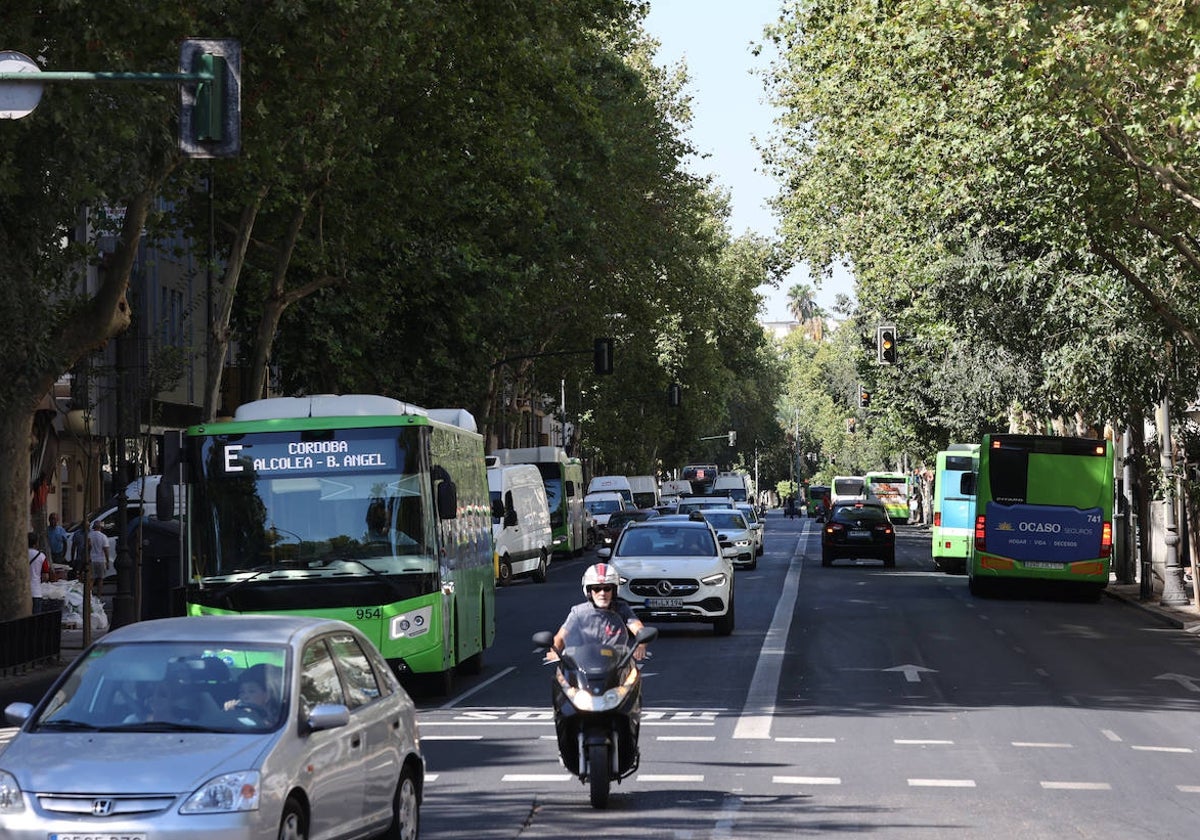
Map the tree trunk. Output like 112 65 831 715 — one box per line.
0 409 35 619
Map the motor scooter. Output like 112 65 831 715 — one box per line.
532 626 658 808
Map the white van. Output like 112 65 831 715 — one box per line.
712 472 751 502
488 464 553 586
584 491 626 527
587 475 633 508
627 476 659 509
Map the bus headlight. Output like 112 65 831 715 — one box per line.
390 606 432 640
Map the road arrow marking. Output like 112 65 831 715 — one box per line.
884 664 937 683
1154 673 1200 693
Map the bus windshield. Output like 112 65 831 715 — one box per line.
192 427 437 580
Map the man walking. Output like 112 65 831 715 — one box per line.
47 512 68 574
87 519 110 589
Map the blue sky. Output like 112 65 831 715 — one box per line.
643 0 854 322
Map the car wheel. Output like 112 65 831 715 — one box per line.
380 765 421 840
497 557 513 587
532 551 549 583
277 795 308 840
884 551 895 568
821 551 833 568
713 597 735 636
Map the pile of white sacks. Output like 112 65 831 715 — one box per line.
41 578 109 633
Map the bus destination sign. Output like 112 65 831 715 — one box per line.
219 436 397 477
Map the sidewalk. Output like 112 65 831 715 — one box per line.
1104 577 1200 633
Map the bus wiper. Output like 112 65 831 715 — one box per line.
311 555 410 601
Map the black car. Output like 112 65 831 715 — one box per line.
597 508 660 548
821 502 896 567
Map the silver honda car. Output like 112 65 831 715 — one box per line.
0 614 423 840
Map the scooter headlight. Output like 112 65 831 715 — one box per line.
566 685 627 713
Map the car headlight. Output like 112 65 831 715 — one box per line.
701 572 727 587
180 770 261 814
734 539 751 547
0 770 25 814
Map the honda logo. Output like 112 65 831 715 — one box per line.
92 799 115 816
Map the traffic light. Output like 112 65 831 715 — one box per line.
667 382 682 407
859 385 871 408
876 325 897 365
728 430 737 446
593 337 614 375
179 39 241 158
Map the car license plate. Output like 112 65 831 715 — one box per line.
645 597 682 608
847 529 871 541
1024 561 1063 570
52 835 147 840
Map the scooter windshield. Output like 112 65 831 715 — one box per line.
563 643 633 685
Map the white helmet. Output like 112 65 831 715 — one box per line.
581 562 620 599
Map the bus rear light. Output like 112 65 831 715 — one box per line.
974 514 986 549
933 512 941 527
1100 521 1112 558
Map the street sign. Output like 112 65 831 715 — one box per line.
0 51 43 119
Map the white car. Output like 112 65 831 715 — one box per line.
599 519 735 636
0 614 423 840
699 508 757 569
735 503 765 557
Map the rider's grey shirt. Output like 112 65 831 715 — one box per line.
561 601 638 648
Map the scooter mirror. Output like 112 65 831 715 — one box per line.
635 626 658 646
532 630 555 649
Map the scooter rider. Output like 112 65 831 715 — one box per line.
551 563 648 661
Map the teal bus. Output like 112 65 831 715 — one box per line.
864 471 912 522
930 445 979 574
177 395 494 689
491 446 587 556
968 434 1113 598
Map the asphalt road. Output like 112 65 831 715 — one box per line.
417 512 1200 839
6 511 1200 838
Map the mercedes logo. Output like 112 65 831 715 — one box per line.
655 579 674 596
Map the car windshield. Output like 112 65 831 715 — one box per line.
33 641 289 734
702 512 746 530
615 526 716 557
586 499 623 514
833 506 889 524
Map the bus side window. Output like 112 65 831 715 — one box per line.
960 474 976 496
433 466 458 520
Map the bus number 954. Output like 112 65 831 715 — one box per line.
355 607 383 621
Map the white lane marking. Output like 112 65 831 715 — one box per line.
657 736 716 742
895 739 954 745
1177 785 1200 793
908 779 976 788
774 776 842 785
438 666 516 710
426 774 439 782
775 737 837 743
639 774 704 783
1040 781 1111 791
1131 745 1194 753
502 774 572 783
1012 742 1073 749
1102 729 1123 742
733 530 808 740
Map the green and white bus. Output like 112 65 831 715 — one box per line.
968 434 1113 599
865 471 912 522
177 395 494 687
930 444 979 575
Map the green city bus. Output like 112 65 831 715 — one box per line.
864 471 912 522
930 445 979 575
968 434 1113 599
176 395 494 689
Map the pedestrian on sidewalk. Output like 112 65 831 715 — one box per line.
28 532 49 613
87 519 110 589
47 512 68 572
